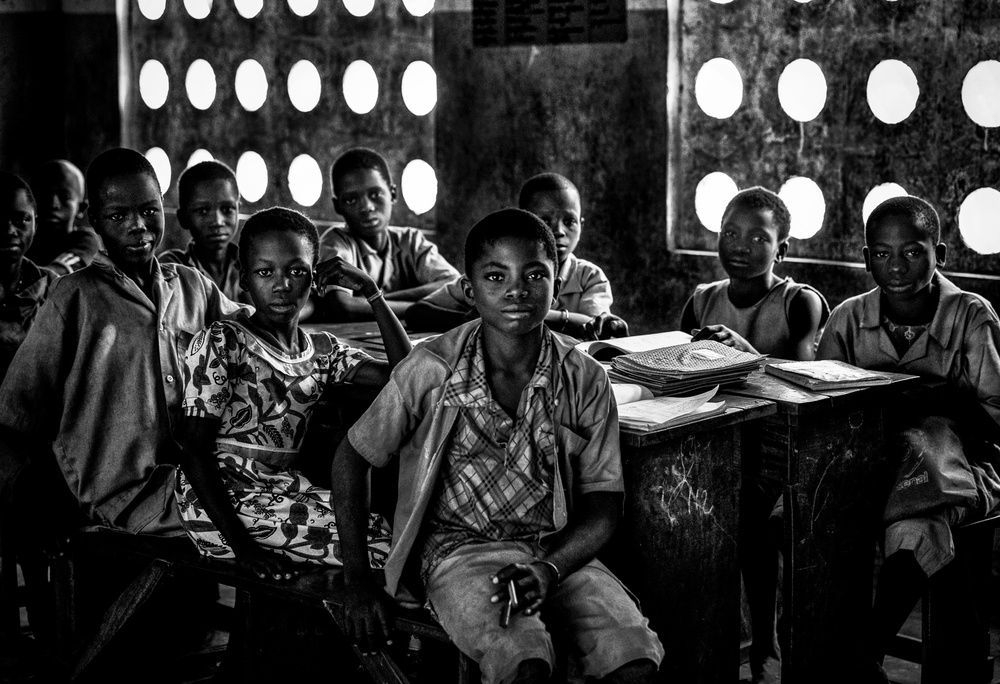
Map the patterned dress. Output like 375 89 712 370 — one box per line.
176 318 391 567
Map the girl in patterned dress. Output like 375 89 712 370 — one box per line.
176 207 412 581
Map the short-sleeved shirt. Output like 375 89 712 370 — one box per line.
421 328 556 578
689 276 830 358
0 255 246 534
817 272 1000 430
420 254 614 318
160 241 249 305
28 228 101 276
346 320 623 601
318 225 459 295
182 318 371 469
0 258 58 380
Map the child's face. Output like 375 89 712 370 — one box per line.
333 168 394 242
522 188 583 265
178 179 240 257
863 214 945 303
0 189 35 263
462 236 556 337
717 205 787 281
89 173 163 270
33 165 85 235
241 229 314 329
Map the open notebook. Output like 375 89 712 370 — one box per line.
576 331 692 361
612 384 726 432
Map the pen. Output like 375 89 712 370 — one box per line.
499 579 519 628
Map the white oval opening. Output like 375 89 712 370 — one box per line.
236 151 268 203
288 154 324 207
778 59 827 122
186 149 214 169
287 60 322 113
139 60 169 110
137 0 166 20
958 187 1000 255
862 183 908 227
962 61 1000 128
695 58 743 120
183 0 213 20
401 61 437 116
145 147 172 194
343 60 379 115
402 0 435 17
287 0 319 16
234 0 263 18
235 59 269 112
401 160 437 216
867 59 920 125
695 172 739 233
185 59 216 111
344 0 375 17
779 176 826 240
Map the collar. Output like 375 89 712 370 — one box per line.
352 230 392 259
186 240 239 268
442 324 554 408
859 271 961 350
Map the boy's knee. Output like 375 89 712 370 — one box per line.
597 658 658 684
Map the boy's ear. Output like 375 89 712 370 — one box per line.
775 240 789 263
331 195 343 217
460 274 475 306
862 246 872 272
76 200 88 220
175 208 193 232
238 268 250 292
390 184 398 202
935 242 947 267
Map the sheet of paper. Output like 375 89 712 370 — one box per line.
611 383 654 406
616 386 719 426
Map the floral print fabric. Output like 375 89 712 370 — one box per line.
177 318 390 567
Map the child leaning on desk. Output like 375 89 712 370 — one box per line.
406 172 629 340
331 209 663 684
679 185 830 683
816 195 1000 683
175 207 412 581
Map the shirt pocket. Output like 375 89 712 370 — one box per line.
556 425 589 461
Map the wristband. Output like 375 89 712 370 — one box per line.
533 559 561 585
366 288 384 303
559 309 569 331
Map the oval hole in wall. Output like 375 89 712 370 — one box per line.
779 176 826 240
343 61 379 114
695 172 739 233
235 59 269 112
962 61 1000 128
401 160 437 215
139 60 169 110
236 151 268 203
185 59 217 110
288 154 324 207
959 188 1000 255
867 59 919 125
861 183 908 228
778 59 827 122
401 61 437 116
145 147 172 194
695 58 743 120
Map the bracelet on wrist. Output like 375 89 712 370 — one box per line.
559 309 569 331
533 559 561 585
366 288 384 303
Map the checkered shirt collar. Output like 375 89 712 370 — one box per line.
442 325 554 408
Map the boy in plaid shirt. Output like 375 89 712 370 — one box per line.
332 209 663 684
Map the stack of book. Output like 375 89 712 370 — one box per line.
763 359 896 391
614 385 727 432
608 340 765 396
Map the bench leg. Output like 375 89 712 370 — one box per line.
69 558 173 682
322 598 411 684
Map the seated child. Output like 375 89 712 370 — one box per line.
160 160 251 304
407 172 629 340
679 186 829 682
27 159 101 275
316 147 459 321
816 195 1000 681
176 207 411 580
0 148 244 536
331 209 664 684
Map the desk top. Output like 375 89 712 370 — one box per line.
724 359 918 415
620 393 776 449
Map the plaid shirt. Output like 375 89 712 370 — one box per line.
420 328 557 579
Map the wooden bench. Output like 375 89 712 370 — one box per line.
53 529 475 683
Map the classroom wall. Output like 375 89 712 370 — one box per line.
434 0 1000 333
0 0 119 182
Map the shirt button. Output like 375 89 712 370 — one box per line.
165 374 175 383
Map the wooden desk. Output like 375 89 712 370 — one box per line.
610 394 776 684
725 367 916 684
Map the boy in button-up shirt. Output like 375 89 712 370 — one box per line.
0 148 244 536
332 209 662 684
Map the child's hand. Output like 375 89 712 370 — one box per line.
236 546 299 582
340 576 395 655
590 313 629 340
489 561 557 618
314 256 379 299
690 325 757 354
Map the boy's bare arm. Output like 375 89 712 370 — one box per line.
491 490 622 616
331 437 394 653
786 289 826 361
382 280 452 302
680 297 698 333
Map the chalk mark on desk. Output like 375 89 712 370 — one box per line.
650 451 715 527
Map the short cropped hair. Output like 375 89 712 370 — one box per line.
865 195 941 244
464 208 558 271
723 187 792 242
86 148 159 209
239 207 321 270
178 160 237 209
330 147 393 196
517 172 578 208
32 159 85 199
0 171 36 210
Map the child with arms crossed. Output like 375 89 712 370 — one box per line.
679 186 829 682
817 196 1000 682
332 209 663 684
408 173 628 340
176 207 411 580
316 147 459 322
